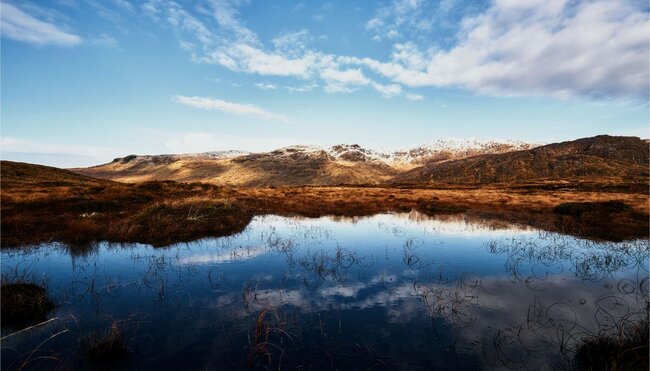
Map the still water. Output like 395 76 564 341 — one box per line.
1 212 648 370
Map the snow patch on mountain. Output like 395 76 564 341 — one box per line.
112 139 543 167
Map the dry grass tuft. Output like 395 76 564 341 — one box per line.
82 322 129 364
1 282 56 329
574 320 649 371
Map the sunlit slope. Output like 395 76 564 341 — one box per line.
72 136 648 186
73 140 539 186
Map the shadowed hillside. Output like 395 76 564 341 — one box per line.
398 135 649 184
3 161 109 188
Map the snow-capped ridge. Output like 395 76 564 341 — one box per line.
111 139 543 167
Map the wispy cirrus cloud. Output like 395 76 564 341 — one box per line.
172 95 289 123
0 2 81 46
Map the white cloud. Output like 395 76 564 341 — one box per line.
371 82 402 97
406 93 424 101
286 83 318 93
160 0 647 101
320 68 369 85
320 67 369 94
206 44 316 78
179 40 194 50
168 3 213 45
353 0 649 99
0 2 81 46
323 83 358 94
142 1 407 98
365 0 430 40
88 34 118 48
254 82 277 90
173 95 289 122
320 67 404 97
272 29 311 54
365 18 384 30
386 30 400 39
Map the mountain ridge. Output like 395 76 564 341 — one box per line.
397 135 649 184
72 135 648 187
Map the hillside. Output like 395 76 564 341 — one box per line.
72 136 648 187
1 161 109 190
397 135 649 184
3 160 649 246
73 139 539 186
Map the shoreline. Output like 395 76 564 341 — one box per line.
3 179 648 248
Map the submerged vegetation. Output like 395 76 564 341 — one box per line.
1 212 648 370
574 320 649 371
1 282 56 329
82 322 129 364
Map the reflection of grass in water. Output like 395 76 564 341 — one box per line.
486 234 649 282
3 216 648 369
574 319 648 371
554 201 632 217
404 231 650 370
82 322 129 364
246 307 296 369
296 246 359 281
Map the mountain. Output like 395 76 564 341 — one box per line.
72 136 648 187
73 139 540 186
397 135 649 184
389 138 539 167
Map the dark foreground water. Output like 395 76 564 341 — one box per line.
1 212 648 370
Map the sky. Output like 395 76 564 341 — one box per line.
1 0 649 167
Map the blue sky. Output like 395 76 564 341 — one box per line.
1 0 648 167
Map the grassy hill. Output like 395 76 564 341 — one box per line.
397 135 649 184
72 136 648 187
2 157 649 246
74 149 398 186
72 140 540 186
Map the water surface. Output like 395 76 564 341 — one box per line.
2 212 648 370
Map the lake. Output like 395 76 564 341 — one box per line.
1 212 648 370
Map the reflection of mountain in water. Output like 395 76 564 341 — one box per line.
1 213 647 370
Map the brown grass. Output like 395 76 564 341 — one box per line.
1 161 648 248
574 320 649 371
82 322 128 364
1 282 56 329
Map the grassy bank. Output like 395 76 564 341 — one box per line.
1 161 648 248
